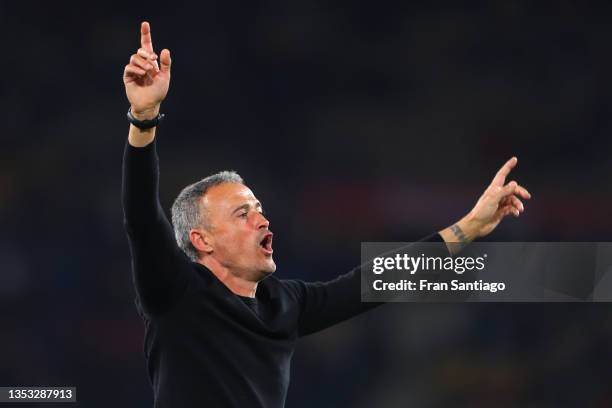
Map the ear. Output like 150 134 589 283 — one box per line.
189 228 214 254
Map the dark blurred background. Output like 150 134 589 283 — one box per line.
2 1 612 407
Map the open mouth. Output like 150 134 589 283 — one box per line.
259 232 273 254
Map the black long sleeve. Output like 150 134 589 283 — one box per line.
122 139 444 407
284 232 444 337
122 141 195 317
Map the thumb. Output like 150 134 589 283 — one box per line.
160 49 171 74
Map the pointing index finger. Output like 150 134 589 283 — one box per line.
140 21 155 53
491 156 518 187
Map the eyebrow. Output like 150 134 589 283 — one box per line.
231 202 262 215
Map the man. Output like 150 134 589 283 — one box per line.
122 22 531 408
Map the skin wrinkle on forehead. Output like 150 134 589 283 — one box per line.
200 183 260 231
207 185 260 221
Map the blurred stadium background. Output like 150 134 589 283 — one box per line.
1 1 612 406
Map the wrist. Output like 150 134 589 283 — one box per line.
456 212 480 241
130 105 160 121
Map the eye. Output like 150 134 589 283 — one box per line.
239 212 248 218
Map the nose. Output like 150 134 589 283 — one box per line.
256 212 270 230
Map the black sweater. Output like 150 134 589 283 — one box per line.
122 140 442 407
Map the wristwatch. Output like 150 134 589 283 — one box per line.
127 107 165 129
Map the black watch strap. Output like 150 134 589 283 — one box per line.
127 108 165 129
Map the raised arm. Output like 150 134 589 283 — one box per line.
288 158 531 337
122 22 192 317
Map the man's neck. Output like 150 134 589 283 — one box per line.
199 258 258 298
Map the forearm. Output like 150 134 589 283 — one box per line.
122 135 162 226
123 103 164 222
438 213 480 255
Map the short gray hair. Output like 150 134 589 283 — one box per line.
171 170 244 261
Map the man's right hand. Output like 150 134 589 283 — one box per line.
123 21 171 120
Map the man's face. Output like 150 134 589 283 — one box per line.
201 183 275 280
